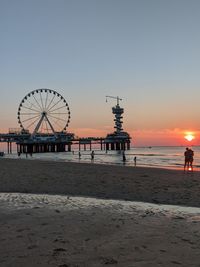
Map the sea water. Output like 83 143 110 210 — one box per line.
1 143 200 170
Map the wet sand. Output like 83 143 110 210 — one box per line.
0 158 200 207
0 158 200 266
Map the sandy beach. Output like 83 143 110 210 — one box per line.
0 158 200 207
0 158 200 266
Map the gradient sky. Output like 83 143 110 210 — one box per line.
1 0 200 146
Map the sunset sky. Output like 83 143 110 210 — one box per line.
1 0 200 146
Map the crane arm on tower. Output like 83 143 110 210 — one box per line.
106 95 122 105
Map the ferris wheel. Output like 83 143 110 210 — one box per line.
17 89 71 134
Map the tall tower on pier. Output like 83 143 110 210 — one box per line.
112 102 124 134
105 96 131 150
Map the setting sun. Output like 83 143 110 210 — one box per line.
184 133 195 142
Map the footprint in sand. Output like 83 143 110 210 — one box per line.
27 245 38 249
41 222 48 226
101 257 118 265
171 260 181 265
52 248 66 256
55 209 61 213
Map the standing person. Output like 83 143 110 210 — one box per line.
134 156 137 166
184 147 189 171
184 147 194 171
122 151 126 163
78 151 81 159
91 150 94 161
188 148 194 171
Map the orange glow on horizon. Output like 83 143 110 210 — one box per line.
130 128 200 146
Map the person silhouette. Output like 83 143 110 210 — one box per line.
184 147 194 171
134 156 137 166
122 151 126 163
91 151 94 161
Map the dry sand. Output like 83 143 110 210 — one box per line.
0 158 200 266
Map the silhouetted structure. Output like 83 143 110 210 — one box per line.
0 91 131 153
105 96 131 150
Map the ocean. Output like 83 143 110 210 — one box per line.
1 143 199 170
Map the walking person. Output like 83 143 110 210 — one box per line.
91 150 94 161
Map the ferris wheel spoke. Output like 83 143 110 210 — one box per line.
48 116 64 129
47 98 62 112
46 94 56 111
26 116 42 130
21 105 41 113
20 112 40 115
48 105 68 113
48 112 69 115
26 99 41 112
44 91 49 109
48 114 68 123
21 114 41 123
39 91 45 110
33 94 43 111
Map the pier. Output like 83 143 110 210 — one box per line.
0 90 131 154
0 133 130 154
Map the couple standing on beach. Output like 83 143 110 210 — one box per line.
184 147 194 171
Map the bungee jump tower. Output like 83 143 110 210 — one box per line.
104 96 131 150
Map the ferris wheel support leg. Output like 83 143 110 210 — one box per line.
33 114 46 135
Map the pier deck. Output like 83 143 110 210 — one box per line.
0 133 130 154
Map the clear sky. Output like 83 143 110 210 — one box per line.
1 0 200 146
